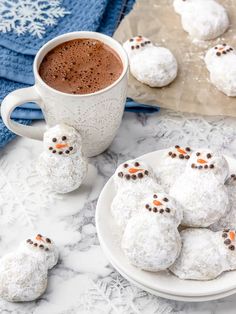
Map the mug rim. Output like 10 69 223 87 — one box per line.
33 31 129 97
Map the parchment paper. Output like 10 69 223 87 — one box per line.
114 0 236 116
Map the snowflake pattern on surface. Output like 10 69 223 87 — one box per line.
0 0 70 38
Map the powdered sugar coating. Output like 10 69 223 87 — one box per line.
156 145 192 192
173 0 229 41
123 36 178 87
121 192 182 271
112 159 162 229
205 44 236 96
0 234 59 302
37 124 87 193
170 228 236 280
169 149 229 227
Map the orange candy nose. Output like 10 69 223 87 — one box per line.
136 38 142 42
177 148 186 154
55 143 67 149
36 235 42 241
229 231 235 241
128 168 142 174
197 159 207 164
153 200 162 206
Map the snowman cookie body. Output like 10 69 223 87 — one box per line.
170 228 236 280
111 160 162 230
170 149 229 227
122 192 182 271
174 0 229 41
123 36 177 87
156 145 192 192
37 124 87 193
205 44 236 96
0 234 58 302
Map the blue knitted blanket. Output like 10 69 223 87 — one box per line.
0 0 158 148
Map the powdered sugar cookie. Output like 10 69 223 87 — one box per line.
173 0 229 41
170 228 236 280
0 234 59 302
111 160 162 229
156 145 192 192
205 44 236 96
37 124 87 193
123 36 178 87
121 192 182 271
169 149 229 227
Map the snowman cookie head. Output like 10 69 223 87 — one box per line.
205 44 235 70
187 149 228 181
167 145 192 163
123 36 153 58
144 192 182 225
114 159 154 189
44 124 82 157
22 234 59 269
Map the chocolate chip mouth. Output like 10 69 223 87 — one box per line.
191 163 214 170
26 237 51 252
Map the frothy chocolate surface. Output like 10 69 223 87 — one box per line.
39 38 123 94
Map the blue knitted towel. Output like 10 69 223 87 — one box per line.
0 0 158 148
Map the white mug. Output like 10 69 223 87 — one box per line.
1 31 129 157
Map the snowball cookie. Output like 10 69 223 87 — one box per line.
169 149 229 227
173 0 229 41
156 145 192 192
0 234 59 302
123 35 177 87
170 228 236 280
122 192 182 271
37 124 87 193
111 159 162 229
212 174 236 231
205 44 236 96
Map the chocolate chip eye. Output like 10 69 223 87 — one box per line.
207 153 212 159
124 163 128 168
163 197 169 202
134 162 140 167
196 152 200 156
175 145 180 149
52 138 57 142
62 136 67 141
153 194 157 198
185 147 191 152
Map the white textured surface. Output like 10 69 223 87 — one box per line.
173 0 229 40
205 44 236 96
123 36 177 87
169 228 236 280
3 110 236 312
121 192 182 271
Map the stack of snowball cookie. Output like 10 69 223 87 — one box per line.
111 146 236 281
123 0 236 97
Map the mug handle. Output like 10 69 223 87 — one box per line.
1 86 46 140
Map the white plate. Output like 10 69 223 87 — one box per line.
96 149 236 300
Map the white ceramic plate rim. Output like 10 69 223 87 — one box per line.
96 149 236 298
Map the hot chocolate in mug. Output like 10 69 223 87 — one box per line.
1 31 129 157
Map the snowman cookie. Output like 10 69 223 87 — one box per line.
169 149 229 227
156 145 192 192
0 234 58 302
111 160 162 230
205 44 236 96
121 192 182 271
173 0 229 41
123 36 178 87
170 228 236 280
37 124 87 193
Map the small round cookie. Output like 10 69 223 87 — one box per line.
170 228 236 280
37 124 87 193
173 0 229 41
112 159 162 229
0 234 59 302
205 44 236 96
156 145 192 192
121 192 182 271
169 149 229 227
123 36 178 87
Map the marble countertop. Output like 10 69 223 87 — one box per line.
1 109 236 314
